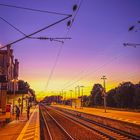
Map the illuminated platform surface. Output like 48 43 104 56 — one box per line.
53 105 140 125
0 106 40 140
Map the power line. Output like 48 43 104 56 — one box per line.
0 16 72 44
44 1 83 91
59 39 121 91
0 16 26 36
61 48 130 92
0 16 73 44
45 44 63 91
0 3 70 16
108 70 140 84
44 27 72 92
0 15 72 49
61 54 121 90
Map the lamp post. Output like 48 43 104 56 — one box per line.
75 86 77 98
69 90 73 107
62 91 66 105
80 86 84 108
101 75 107 113
77 85 80 97
75 85 80 98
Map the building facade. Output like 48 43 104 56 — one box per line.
0 46 19 113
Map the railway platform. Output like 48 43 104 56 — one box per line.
16 106 40 140
0 106 40 140
53 104 140 125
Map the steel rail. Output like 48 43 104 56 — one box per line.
40 109 53 140
40 106 74 140
60 108 140 140
46 106 114 140
50 106 140 140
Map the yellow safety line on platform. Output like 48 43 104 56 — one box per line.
16 106 40 140
34 108 40 140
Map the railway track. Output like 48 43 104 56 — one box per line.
40 105 74 140
47 106 140 140
40 104 108 140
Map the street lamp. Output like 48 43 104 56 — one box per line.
63 91 66 105
101 75 107 113
80 86 84 108
69 90 73 107
75 85 80 98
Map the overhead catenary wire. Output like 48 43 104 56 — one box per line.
60 43 121 90
44 26 72 92
0 16 72 44
0 16 26 36
61 51 124 91
44 1 83 92
0 15 72 49
0 2 76 93
108 70 140 84
59 31 138 91
61 51 140 94
0 3 70 16
45 44 64 91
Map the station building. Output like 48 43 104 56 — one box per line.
0 46 19 113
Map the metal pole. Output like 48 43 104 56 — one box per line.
70 90 73 107
75 87 77 98
101 76 107 113
64 91 66 105
78 85 80 97
80 86 84 108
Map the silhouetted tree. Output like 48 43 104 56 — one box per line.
106 89 116 107
94 91 103 106
18 80 30 91
114 82 135 108
133 82 140 108
90 84 103 106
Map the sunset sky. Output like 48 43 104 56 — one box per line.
0 0 140 99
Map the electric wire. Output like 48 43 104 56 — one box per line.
44 43 64 91
59 33 138 92
44 26 72 92
0 16 26 36
0 3 70 16
61 55 120 90
108 70 140 84
62 54 140 95
60 44 119 90
44 1 83 92
0 16 72 44
0 15 72 49
61 50 127 91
